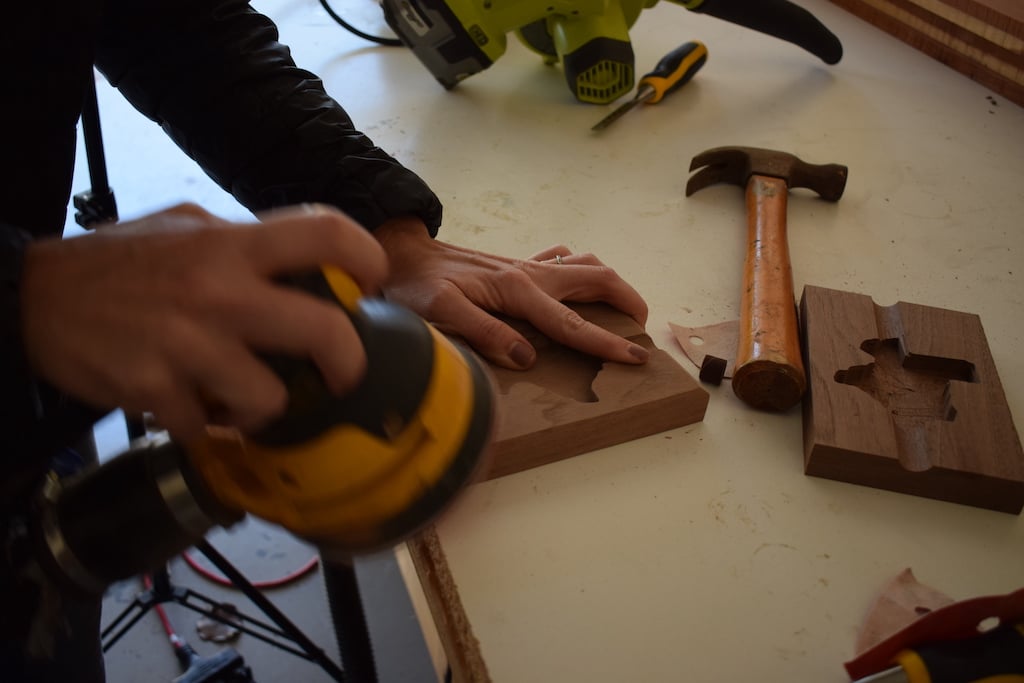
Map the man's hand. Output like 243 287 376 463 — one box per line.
375 217 650 370
20 203 387 443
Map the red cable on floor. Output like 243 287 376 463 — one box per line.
181 550 320 589
142 574 183 644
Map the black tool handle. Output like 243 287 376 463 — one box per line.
679 0 843 65
640 40 708 103
253 269 434 447
907 623 1024 683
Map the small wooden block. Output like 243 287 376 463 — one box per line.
481 303 709 480
800 285 1024 514
669 319 739 379
699 355 729 386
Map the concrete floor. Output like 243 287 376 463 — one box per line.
68 0 449 677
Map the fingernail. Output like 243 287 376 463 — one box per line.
508 342 535 369
628 343 650 362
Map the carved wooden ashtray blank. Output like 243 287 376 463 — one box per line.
480 303 709 480
800 285 1024 513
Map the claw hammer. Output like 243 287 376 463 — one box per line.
686 146 847 411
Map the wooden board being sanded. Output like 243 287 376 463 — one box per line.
828 0 1024 107
800 285 1024 514
480 302 710 480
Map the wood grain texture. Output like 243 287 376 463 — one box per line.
828 0 1024 107
732 176 806 411
800 285 1024 513
482 303 709 479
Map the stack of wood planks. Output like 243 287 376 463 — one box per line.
828 0 1023 107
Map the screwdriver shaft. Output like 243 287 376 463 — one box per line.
590 40 706 132
590 86 655 131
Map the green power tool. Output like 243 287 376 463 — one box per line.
381 0 843 104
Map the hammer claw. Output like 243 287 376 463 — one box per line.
685 145 848 200
685 164 735 197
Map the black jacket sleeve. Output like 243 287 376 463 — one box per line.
0 226 108 496
93 0 443 235
0 224 40 461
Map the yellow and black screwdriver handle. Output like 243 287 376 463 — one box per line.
639 40 708 104
188 266 495 556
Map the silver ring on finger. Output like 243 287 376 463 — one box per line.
555 254 563 265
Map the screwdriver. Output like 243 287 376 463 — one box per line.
591 40 708 132
850 621 1024 683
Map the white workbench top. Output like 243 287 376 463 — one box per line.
79 0 1024 680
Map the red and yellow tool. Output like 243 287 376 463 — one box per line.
847 588 1024 683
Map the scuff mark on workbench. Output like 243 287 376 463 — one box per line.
735 503 756 531
477 189 520 223
775 646 808 661
891 183 951 220
638 201 676 218
753 542 798 557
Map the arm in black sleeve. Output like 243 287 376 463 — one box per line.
0 227 107 500
93 0 442 234
0 225 42 464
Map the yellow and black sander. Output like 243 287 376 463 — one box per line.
33 266 495 594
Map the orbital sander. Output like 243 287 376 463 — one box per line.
33 266 495 594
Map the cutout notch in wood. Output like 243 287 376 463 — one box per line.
835 338 978 472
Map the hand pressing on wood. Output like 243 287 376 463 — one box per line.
374 216 650 370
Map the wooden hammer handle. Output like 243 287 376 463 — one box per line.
733 175 807 411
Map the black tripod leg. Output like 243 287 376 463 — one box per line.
100 568 175 652
193 539 347 682
322 560 378 683
74 75 118 228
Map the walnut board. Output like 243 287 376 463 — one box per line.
481 303 709 479
800 285 1024 513
828 0 1024 107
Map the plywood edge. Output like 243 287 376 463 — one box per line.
828 0 1024 107
405 528 492 683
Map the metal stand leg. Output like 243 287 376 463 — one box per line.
101 542 347 682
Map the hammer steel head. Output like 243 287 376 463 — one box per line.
686 146 848 201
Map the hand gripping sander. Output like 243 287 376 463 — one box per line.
32 267 496 594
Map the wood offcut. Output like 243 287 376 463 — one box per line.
800 285 1024 513
482 303 709 479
